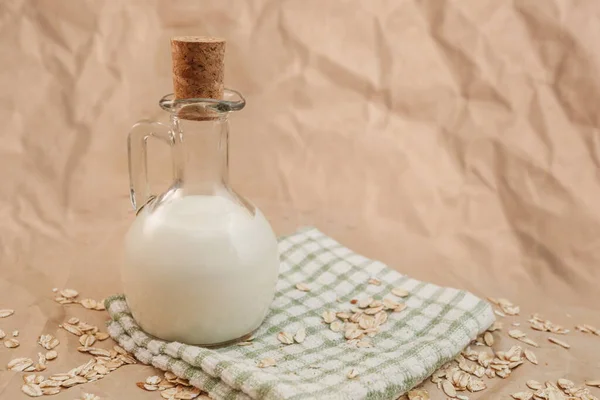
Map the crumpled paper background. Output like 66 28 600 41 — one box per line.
1 0 599 398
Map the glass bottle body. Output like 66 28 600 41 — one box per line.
122 91 279 345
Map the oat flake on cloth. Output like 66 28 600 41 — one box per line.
106 228 494 400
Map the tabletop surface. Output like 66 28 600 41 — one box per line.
2 0 600 398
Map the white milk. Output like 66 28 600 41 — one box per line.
122 195 280 345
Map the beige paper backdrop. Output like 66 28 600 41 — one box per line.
1 0 599 399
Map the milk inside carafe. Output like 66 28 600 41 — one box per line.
122 37 280 346
123 195 279 344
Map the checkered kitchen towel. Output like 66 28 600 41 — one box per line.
106 228 494 400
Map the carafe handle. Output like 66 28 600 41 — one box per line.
127 120 174 212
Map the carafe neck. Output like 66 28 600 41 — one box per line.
172 116 229 194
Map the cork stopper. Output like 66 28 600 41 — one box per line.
171 36 225 100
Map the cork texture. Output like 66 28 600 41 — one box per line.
171 36 225 100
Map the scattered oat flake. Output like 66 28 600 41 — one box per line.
497 298 520 315
40 380 62 388
165 371 177 381
145 375 161 385
161 388 178 399
89 347 112 357
38 334 60 350
583 324 599 334
45 350 58 361
142 383 159 391
468 378 487 392
81 394 101 400
21 383 43 397
382 298 399 309
49 373 71 382
113 344 130 358
441 380 456 397
41 387 60 395
364 305 384 315
349 312 361 323
508 329 526 339
294 327 306 343
407 389 430 400
511 392 533 400
368 278 381 286
548 337 570 349
8 357 34 371
60 288 79 298
356 297 372 309
95 332 110 341
81 298 98 309
79 334 96 347
358 315 374 330
585 380 600 387
518 337 539 347
488 321 503 332
495 310 506 317
5 338 19 348
369 300 383 308
527 380 544 390
394 303 408 313
12 330 19 337
524 349 538 365
62 376 87 387
347 368 359 379
557 378 574 389
295 283 310 292
336 312 351 320
158 381 176 391
452 370 470 390
55 296 73 304
391 287 409 297
322 310 337 324
484 331 494 346
78 321 96 333
277 331 294 345
0 309 15 318
504 306 520 316
496 369 510 379
61 323 83 336
258 358 276 368
330 321 344 332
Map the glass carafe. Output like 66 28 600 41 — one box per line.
123 89 280 346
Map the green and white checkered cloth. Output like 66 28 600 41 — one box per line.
106 228 494 400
